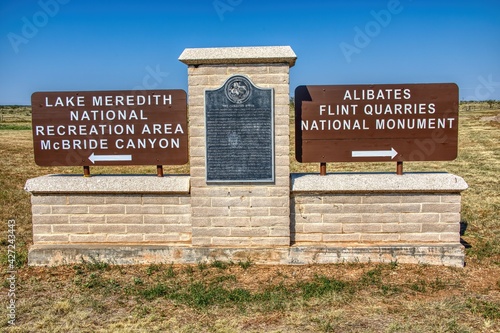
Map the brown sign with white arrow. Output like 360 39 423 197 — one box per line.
295 83 459 162
31 90 188 166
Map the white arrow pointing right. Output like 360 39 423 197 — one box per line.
352 148 398 159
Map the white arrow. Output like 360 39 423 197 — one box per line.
88 153 132 164
351 148 398 159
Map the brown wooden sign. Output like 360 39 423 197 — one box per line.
31 90 188 166
295 83 459 162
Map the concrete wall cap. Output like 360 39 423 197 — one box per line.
179 46 297 67
24 175 190 194
291 172 468 193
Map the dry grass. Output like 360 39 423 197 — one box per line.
0 103 499 332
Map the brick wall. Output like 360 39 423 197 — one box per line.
31 194 191 244
187 64 292 247
292 193 462 244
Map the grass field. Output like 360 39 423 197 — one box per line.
0 103 499 332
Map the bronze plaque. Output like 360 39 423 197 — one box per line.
31 90 188 166
205 75 274 182
295 83 459 162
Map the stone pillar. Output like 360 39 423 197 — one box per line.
179 46 296 247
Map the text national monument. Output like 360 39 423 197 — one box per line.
25 46 468 268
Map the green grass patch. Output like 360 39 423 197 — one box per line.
0 123 31 130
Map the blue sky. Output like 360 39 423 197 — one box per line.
1 0 499 105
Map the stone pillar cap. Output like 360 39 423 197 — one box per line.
179 46 297 67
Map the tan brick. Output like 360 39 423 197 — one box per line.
189 65 227 75
144 215 190 224
105 195 142 204
361 234 400 242
303 223 342 234
190 137 206 148
144 234 189 243
440 213 461 223
187 96 204 106
421 203 460 214
52 224 89 234
362 195 401 204
51 205 88 214
322 234 361 242
293 213 322 224
323 195 362 204
401 194 441 203
89 224 127 234
192 207 230 217
126 224 163 234
70 215 105 224
440 195 461 203
192 227 231 237
229 187 269 197
70 234 107 243
293 233 323 242
189 75 209 86
382 223 421 233
293 196 322 205
191 217 209 227
303 204 342 214
163 224 191 233
251 216 288 227
293 221 305 232
439 233 460 242
324 214 363 223
229 207 269 217
361 213 399 223
382 204 422 214
251 237 289 246
211 237 253 246
211 217 250 227
211 197 250 207
191 237 212 246
400 213 439 223
192 187 231 197
275 124 289 136
142 196 180 205
33 215 69 225
209 75 232 84
33 225 52 234
190 166 205 177
125 205 162 214
399 233 441 242
343 223 382 233
227 65 269 74
179 233 192 242
32 205 51 215
179 197 191 205
106 234 143 242
32 195 67 205
275 162 291 174
68 195 105 205
250 197 288 208
269 227 290 237
421 223 460 233
33 234 70 243
274 94 291 105
274 155 290 167
230 227 269 237
275 176 290 187
105 214 143 224
269 207 289 216
268 64 289 74
88 205 125 214
163 205 191 215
